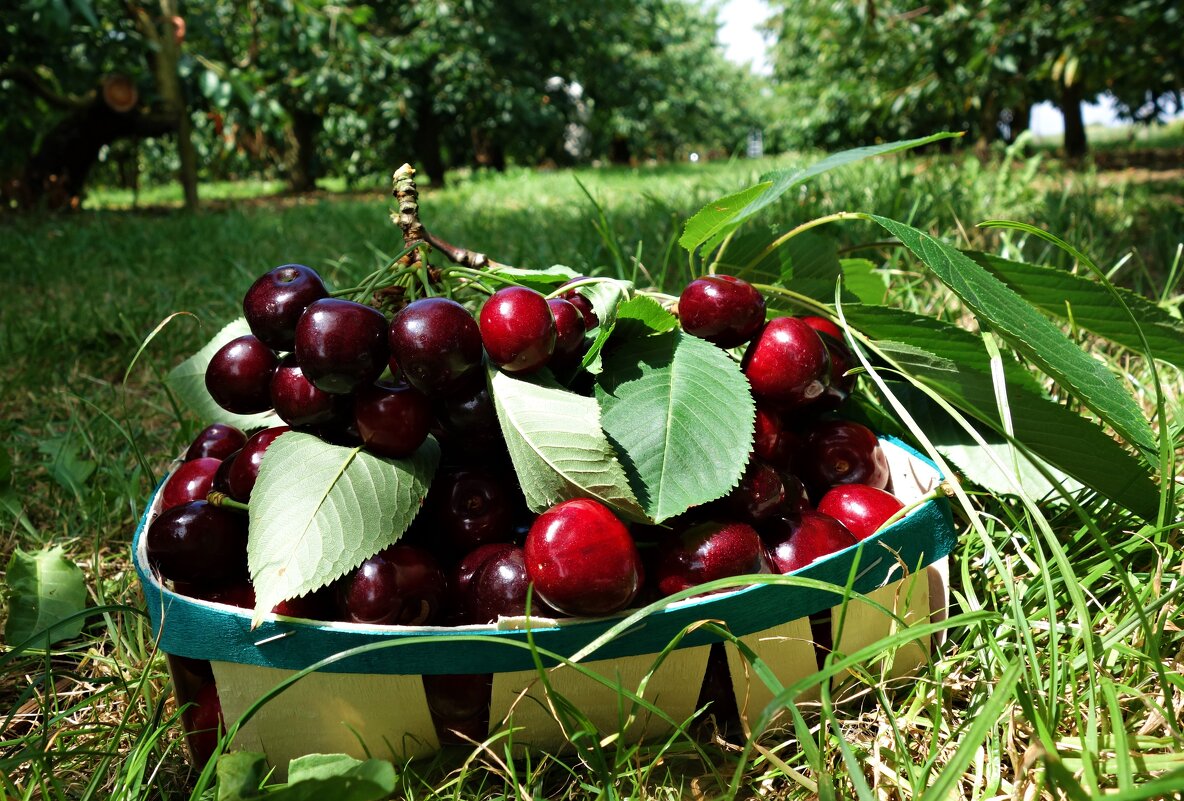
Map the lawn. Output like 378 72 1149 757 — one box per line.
1 147 1182 798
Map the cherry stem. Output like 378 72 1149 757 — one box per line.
206 491 249 513
875 481 955 532
753 283 833 317
741 211 863 274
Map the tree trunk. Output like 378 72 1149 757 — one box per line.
609 135 632 165
1006 100 1031 143
412 108 447 186
285 110 322 192
974 95 998 160
18 102 172 210
1059 83 1087 158
470 128 506 171
153 0 198 210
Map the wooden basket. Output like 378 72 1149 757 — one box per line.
134 437 955 773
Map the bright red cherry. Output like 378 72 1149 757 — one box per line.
225 426 290 503
161 457 221 511
741 317 831 410
205 335 278 414
764 511 858 573
146 500 248 585
801 420 889 492
654 520 772 597
479 286 556 374
353 382 433 458
270 354 343 428
816 484 904 540
524 499 642 617
243 264 329 351
389 298 484 397
335 545 446 625
800 316 843 341
678 274 766 348
546 297 587 370
294 298 390 395
184 423 246 461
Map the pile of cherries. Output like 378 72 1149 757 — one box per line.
148 264 909 757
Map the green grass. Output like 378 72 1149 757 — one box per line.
2 151 1183 799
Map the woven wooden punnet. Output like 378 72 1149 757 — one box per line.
134 437 955 774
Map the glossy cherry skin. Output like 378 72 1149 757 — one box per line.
270 354 342 428
205 335 279 414
243 264 329 351
389 297 484 397
764 511 858 573
479 286 557 374
295 298 390 395
146 500 248 585
726 460 810 523
353 382 433 458
198 582 333 620
741 317 831 410
161 457 221 511
525 499 642 617
559 289 599 329
816 484 904 540
183 681 224 768
336 545 446 625
184 423 246 462
546 297 587 370
678 274 766 348
801 420 889 492
436 382 499 440
447 542 517 622
802 316 857 408
752 405 801 471
433 468 514 554
654 520 772 597
465 546 558 623
225 426 290 503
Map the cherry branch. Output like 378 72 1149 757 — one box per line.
390 163 508 270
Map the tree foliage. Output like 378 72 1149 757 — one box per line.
2 0 760 205
764 0 1184 155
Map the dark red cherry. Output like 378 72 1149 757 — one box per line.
752 405 801 471
184 423 246 461
243 264 329 351
726 460 787 523
436 383 499 440
741 317 831 410
801 420 889 492
546 297 587 370
466 545 558 623
433 468 514 555
422 673 492 744
764 511 858 573
524 499 642 616
388 298 484 397
447 542 517 622
294 298 390 395
802 316 857 407
198 582 332 620
270 354 343 428
336 545 446 625
353 382 433 458
479 286 556 374
816 484 904 540
560 289 599 329
225 426 290 503
654 520 772 597
205 335 278 414
161 457 221 511
146 500 248 585
183 681 224 768
678 274 766 348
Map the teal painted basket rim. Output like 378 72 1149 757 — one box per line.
133 436 957 675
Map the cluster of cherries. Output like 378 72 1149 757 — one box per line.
148 264 908 757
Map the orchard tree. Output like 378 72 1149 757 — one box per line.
1 0 199 209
